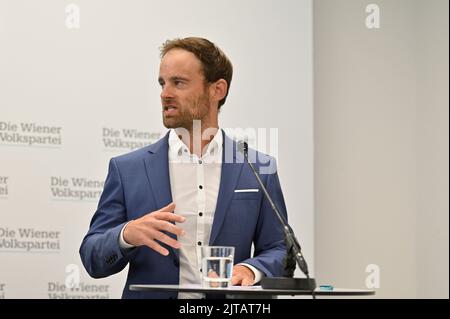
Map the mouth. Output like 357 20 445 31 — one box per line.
163 105 178 116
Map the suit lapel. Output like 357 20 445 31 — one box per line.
209 132 244 245
143 131 179 259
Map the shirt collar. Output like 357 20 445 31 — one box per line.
168 128 223 161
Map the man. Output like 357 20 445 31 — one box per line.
80 37 288 299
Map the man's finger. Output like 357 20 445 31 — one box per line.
152 230 181 249
144 239 169 256
241 277 254 286
153 211 186 223
231 274 242 285
159 202 175 212
154 220 186 237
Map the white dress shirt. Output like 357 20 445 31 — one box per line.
120 129 263 298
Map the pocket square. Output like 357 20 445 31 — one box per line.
234 189 259 193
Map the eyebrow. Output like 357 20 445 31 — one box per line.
158 76 190 84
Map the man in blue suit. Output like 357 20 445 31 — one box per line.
80 37 288 298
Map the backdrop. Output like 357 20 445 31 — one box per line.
0 0 313 298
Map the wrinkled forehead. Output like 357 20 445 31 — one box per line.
159 49 204 78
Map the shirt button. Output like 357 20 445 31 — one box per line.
198 212 203 217
198 160 202 164
199 185 203 190
197 241 202 246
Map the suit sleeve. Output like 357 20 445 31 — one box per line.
79 158 134 278
240 158 288 277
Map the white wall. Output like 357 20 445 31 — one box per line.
314 0 448 298
415 0 449 299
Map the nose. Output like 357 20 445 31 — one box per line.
160 83 174 100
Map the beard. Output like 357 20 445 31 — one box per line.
162 92 211 130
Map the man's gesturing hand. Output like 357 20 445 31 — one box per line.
123 202 185 256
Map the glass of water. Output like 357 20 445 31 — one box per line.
201 246 235 288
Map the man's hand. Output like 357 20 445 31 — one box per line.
231 265 255 286
123 202 185 256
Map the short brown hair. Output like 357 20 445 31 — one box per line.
160 37 233 109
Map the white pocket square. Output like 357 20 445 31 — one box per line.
234 189 259 193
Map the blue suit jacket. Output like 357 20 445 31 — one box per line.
80 131 288 298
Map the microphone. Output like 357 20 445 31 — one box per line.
237 140 316 291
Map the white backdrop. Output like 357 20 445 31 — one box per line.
0 0 313 298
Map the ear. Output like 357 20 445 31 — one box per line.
209 79 228 103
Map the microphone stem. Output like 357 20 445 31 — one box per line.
243 148 310 278
244 154 287 227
